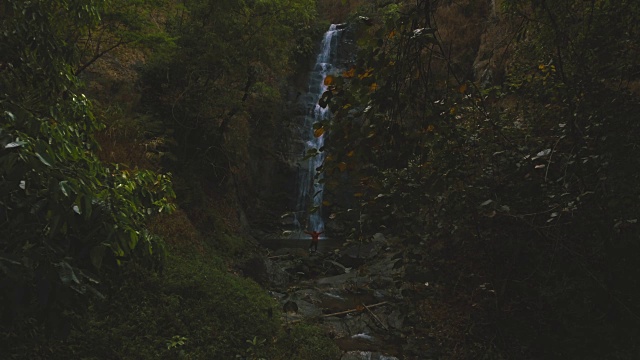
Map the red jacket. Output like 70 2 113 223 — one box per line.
304 231 323 241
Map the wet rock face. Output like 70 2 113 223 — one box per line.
273 247 308 258
250 231 442 359
260 233 421 358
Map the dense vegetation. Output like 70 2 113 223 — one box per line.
318 0 640 358
1 0 340 359
1 0 639 358
1 0 176 341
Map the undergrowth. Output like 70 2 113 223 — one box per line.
2 209 340 359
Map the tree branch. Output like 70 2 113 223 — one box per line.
74 38 131 76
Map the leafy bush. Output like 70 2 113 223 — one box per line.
4 251 280 359
0 0 176 340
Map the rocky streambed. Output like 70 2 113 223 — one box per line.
241 234 437 360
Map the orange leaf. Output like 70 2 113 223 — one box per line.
342 68 356 78
322 200 331 206
358 68 374 80
337 162 347 172
354 193 364 197
314 127 325 137
458 83 467 94
347 150 355 157
356 304 365 311
369 83 378 92
324 75 334 86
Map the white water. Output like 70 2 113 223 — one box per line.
294 24 343 234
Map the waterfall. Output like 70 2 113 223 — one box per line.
294 24 343 234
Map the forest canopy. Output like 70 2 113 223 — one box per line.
1 0 639 358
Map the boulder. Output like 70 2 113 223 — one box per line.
338 233 386 267
240 255 289 290
273 247 308 258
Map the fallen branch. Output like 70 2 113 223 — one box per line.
321 301 388 318
363 303 389 331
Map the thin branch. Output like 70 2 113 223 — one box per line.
363 302 389 330
321 301 388 317
75 38 131 76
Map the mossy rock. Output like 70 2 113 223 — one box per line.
271 324 342 360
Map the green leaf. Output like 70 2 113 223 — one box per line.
4 111 16 122
4 141 26 149
49 215 63 237
129 230 139 249
57 261 80 285
83 195 93 218
59 181 71 197
90 245 105 270
35 151 53 167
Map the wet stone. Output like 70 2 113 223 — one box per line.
341 351 400 360
316 272 359 287
262 230 426 359
385 309 405 331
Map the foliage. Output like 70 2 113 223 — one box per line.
317 0 368 23
3 1 342 359
77 0 181 172
271 324 342 360
2 251 280 359
319 0 640 357
2 204 341 359
0 0 175 340
75 0 177 76
139 0 318 179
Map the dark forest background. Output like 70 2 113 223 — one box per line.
1 0 639 358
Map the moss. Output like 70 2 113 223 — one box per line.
5 251 280 359
215 232 252 257
5 251 344 359
271 324 342 360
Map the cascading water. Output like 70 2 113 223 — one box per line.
294 24 344 235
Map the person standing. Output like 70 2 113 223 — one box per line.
304 230 323 252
